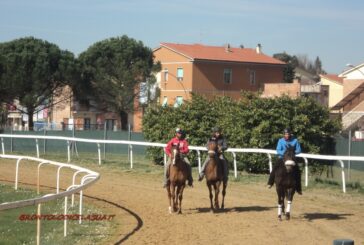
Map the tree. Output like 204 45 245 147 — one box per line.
0 37 78 130
273 52 298 83
314 56 323 74
78 35 160 128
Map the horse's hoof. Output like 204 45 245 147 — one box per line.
178 210 182 214
278 215 282 221
286 213 290 220
168 207 172 214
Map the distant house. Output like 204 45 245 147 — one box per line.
319 74 344 108
153 43 286 105
48 85 130 131
331 63 364 131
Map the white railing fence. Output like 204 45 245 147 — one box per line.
1 134 364 193
0 153 100 245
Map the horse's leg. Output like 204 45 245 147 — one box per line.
207 183 214 211
276 187 284 221
177 185 185 214
167 184 172 214
221 181 227 210
214 182 221 210
170 184 177 213
285 188 294 220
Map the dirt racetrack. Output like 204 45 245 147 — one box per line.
1 160 364 245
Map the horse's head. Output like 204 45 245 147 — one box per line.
171 143 181 165
207 140 218 158
283 145 296 172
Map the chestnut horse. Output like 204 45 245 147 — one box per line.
166 143 189 214
204 140 227 211
274 145 297 220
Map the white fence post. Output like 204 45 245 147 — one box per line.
1 137 4 155
97 143 101 165
338 160 346 193
35 139 39 158
67 140 71 163
231 152 237 178
303 157 308 187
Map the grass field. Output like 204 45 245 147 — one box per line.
0 164 116 245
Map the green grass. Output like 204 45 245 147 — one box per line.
0 183 116 245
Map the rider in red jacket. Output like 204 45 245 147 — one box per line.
163 128 193 188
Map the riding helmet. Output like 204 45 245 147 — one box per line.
283 128 291 134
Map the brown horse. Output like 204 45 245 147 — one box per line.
166 143 189 214
204 140 227 211
274 145 297 220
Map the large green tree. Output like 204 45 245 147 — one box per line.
273 52 298 83
143 93 341 173
78 35 160 128
0 37 78 130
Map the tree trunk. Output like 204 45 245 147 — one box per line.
28 108 34 131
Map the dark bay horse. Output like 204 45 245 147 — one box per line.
274 145 297 220
166 144 189 214
204 140 227 211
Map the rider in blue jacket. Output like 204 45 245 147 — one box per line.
267 128 302 194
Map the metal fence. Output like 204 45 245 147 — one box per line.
1 133 364 193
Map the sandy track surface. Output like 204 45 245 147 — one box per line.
1 160 363 245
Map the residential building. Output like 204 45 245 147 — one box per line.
153 43 286 106
332 63 364 131
319 74 344 108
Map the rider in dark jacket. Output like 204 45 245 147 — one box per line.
198 127 228 182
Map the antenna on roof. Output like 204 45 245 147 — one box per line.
224 43 231 52
256 43 262 54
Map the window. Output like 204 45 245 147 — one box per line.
174 96 183 107
163 69 168 81
249 70 256 85
224 68 232 84
105 119 115 131
162 96 168 107
84 118 91 130
177 68 184 81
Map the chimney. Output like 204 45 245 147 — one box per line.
256 43 262 54
224 43 231 52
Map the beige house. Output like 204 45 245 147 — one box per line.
319 74 344 108
332 63 364 131
153 43 286 105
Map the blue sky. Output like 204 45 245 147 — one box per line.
1 0 363 74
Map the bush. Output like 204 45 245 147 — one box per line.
142 92 341 173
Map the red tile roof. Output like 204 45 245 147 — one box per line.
160 43 286 65
320 74 344 84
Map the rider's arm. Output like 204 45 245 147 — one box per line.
276 138 285 158
180 139 189 154
294 139 302 155
221 138 228 151
165 139 173 156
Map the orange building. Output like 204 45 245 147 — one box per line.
153 43 286 106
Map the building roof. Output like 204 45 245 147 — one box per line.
339 63 364 77
331 82 364 110
320 74 344 84
158 43 286 65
